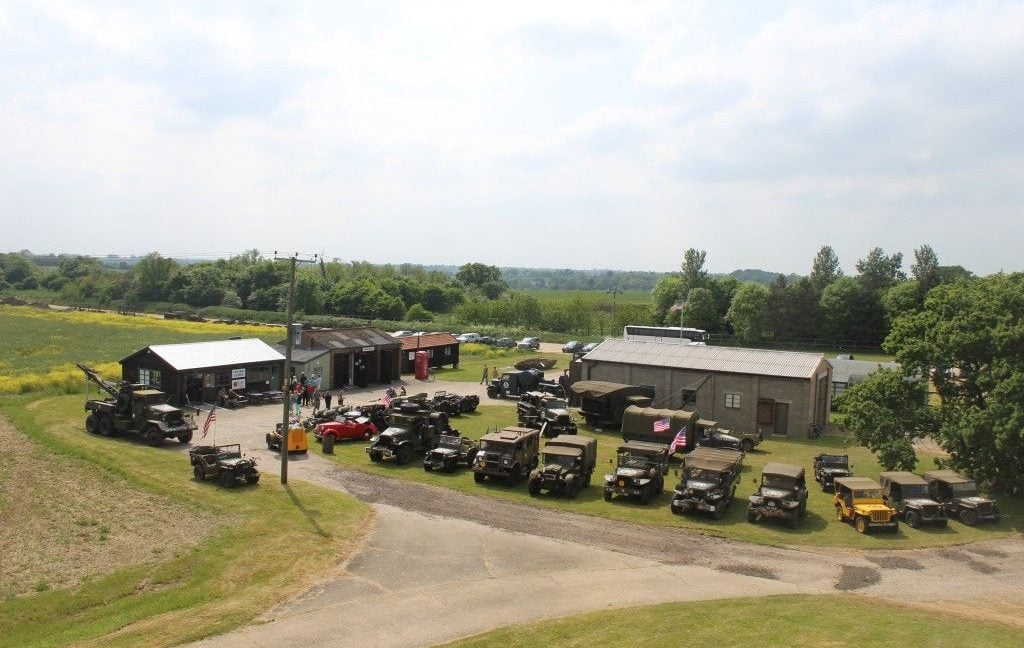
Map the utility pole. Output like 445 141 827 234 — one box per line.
606 288 623 334
275 252 317 485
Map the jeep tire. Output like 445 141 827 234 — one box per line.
396 445 413 465
369 450 382 463
566 478 581 500
473 471 485 483
219 470 236 488
178 431 193 444
904 509 921 528
959 508 979 526
855 516 870 534
787 511 798 529
528 478 541 497
98 415 115 437
640 487 652 505
85 414 98 434
747 507 757 523
193 464 205 481
741 439 754 453
245 471 260 485
603 489 612 502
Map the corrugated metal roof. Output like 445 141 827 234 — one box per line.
144 339 285 371
400 332 457 350
582 339 824 379
828 358 900 384
272 346 330 364
298 327 400 350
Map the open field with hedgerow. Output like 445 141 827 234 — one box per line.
314 404 1021 550
0 394 370 648
445 594 1024 648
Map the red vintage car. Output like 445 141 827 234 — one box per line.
315 416 378 443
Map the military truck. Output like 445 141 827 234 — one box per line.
620 406 761 453
190 444 259 487
365 403 450 465
922 470 1000 526
571 381 655 429
670 447 744 519
78 363 196 446
430 390 480 415
833 476 899 534
813 453 852 492
472 427 540 486
528 435 597 499
517 392 577 438
879 471 947 528
747 463 808 529
487 370 563 399
603 440 669 505
423 432 479 472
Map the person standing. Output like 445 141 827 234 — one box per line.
313 389 322 411
480 365 489 385
323 389 333 410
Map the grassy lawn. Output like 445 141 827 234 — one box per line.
0 394 370 648
433 344 569 382
445 594 1024 647
315 405 1019 550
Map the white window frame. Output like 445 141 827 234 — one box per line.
724 392 741 409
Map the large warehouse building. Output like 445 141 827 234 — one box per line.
579 339 832 438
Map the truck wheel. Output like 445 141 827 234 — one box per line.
959 508 979 526
178 431 193 444
855 516 870 534
423 462 432 472
98 415 114 437
219 470 236 488
904 509 921 528
712 506 725 521
741 439 754 453
787 512 798 529
369 451 382 463
566 478 581 500
486 386 498 399
193 465 205 481
528 479 541 497
937 518 948 528
640 488 652 505
395 445 412 465
506 465 521 487
85 414 98 434
143 425 163 447
836 506 844 522
266 434 275 450
798 499 807 517
473 471 485 484
466 449 478 467
604 489 612 502
245 472 260 485
747 507 757 523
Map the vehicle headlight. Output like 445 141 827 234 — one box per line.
604 474 614 483
784 500 799 509
501 454 511 466
708 491 723 500
749 496 764 505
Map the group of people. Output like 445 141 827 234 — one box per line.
479 365 500 385
289 372 343 417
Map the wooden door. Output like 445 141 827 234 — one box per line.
774 402 790 436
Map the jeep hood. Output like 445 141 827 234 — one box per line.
821 467 850 474
905 498 941 507
150 403 179 414
430 447 458 457
685 480 717 491
957 496 994 506
760 487 792 499
220 457 252 468
616 467 648 479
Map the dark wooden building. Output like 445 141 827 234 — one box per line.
399 332 460 374
120 338 285 406
276 327 401 389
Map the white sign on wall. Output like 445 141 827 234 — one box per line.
232 378 246 390
232 368 246 379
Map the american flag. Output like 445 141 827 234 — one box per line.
653 417 670 433
202 406 217 438
670 425 689 454
669 303 684 313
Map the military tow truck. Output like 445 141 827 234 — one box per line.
366 402 450 465
528 435 597 499
603 441 669 505
77 363 196 446
670 447 744 519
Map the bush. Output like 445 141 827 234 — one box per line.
405 303 434 322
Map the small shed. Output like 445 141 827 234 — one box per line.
277 326 401 389
399 333 460 373
120 338 285 406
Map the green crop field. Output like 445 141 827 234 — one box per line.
522 289 651 304
314 404 1019 550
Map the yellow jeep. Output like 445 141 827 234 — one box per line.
833 476 899 534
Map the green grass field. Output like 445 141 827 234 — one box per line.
0 395 369 648
445 594 1024 647
433 343 567 382
314 404 1019 550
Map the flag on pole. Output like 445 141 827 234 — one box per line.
669 425 689 454
669 303 684 313
653 417 670 433
382 391 393 408
202 405 217 439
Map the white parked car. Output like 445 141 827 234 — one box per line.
392 330 414 338
456 332 482 343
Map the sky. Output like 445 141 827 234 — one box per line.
1 1 1022 276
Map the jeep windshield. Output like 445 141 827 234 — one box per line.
618 452 658 469
479 440 515 453
818 455 848 466
902 484 929 498
543 454 576 469
686 468 722 484
853 488 883 500
951 481 979 496
438 435 461 449
761 474 796 489
543 399 568 410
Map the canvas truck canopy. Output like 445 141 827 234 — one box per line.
545 435 597 464
763 462 806 480
617 440 669 457
570 381 635 398
542 445 583 458
684 451 741 473
833 476 881 490
923 470 972 485
621 406 699 447
879 471 928 486
688 446 744 467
